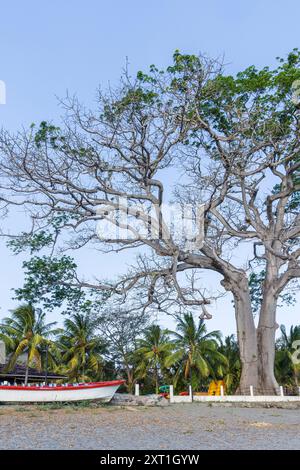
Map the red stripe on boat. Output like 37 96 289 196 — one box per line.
0 380 125 391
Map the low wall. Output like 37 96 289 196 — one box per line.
168 385 300 403
132 384 300 404
193 395 300 403
169 385 193 403
171 395 193 403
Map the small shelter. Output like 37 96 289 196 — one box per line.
0 341 66 384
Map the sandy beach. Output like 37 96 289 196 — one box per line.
0 403 299 450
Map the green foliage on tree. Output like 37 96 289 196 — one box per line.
166 313 227 391
0 304 61 385
135 325 173 393
58 313 107 382
13 255 91 314
219 335 241 394
275 324 300 390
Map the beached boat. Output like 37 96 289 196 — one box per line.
0 380 124 403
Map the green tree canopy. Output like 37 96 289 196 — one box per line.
0 304 61 385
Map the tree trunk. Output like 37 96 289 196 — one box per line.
155 364 159 394
223 269 280 395
233 284 259 394
257 289 280 395
25 364 29 386
126 368 134 394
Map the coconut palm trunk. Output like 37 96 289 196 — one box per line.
155 364 159 394
25 353 30 386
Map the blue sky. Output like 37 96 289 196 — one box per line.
0 0 299 333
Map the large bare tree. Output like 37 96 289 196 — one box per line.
1 50 300 394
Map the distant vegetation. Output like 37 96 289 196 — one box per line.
1 304 299 394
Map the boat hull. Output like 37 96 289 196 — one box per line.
0 380 124 403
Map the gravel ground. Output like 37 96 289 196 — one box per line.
0 403 299 450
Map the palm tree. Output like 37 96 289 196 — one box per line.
0 304 60 385
219 335 240 394
166 313 227 390
135 325 173 393
277 325 300 351
275 349 295 388
275 325 300 388
59 313 106 382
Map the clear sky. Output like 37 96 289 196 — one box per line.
0 0 299 334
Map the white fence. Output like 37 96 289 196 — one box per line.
169 384 193 403
193 395 300 403
134 384 300 403
169 384 300 403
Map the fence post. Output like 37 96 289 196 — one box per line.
135 383 139 396
169 385 174 403
220 385 224 397
189 384 193 402
250 385 254 397
280 386 284 397
298 386 300 396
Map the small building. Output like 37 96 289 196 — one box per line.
0 340 66 384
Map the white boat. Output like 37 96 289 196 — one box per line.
0 380 124 403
